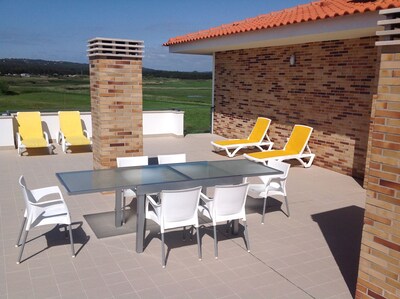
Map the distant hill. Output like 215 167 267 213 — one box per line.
0 58 212 80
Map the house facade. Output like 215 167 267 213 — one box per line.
165 1 400 298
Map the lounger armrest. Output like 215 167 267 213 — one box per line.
43 131 50 144
83 129 90 140
15 132 22 147
58 131 65 144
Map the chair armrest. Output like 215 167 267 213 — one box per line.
146 194 160 209
200 192 212 205
31 199 65 207
30 186 63 202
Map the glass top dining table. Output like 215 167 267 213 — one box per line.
56 159 282 253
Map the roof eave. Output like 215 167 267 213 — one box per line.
167 11 383 55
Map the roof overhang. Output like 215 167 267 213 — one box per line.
168 11 384 55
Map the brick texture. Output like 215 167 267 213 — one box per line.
356 48 400 299
90 58 143 169
213 37 379 178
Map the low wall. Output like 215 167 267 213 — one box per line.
0 110 184 148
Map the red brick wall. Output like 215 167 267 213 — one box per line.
90 58 143 169
356 49 400 299
214 37 379 178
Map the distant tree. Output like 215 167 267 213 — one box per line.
0 80 9 94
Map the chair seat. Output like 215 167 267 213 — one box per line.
213 139 257 146
65 135 91 146
249 182 282 198
22 138 48 148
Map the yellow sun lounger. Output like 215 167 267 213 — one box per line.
211 117 273 158
244 124 315 168
16 112 52 156
58 111 91 153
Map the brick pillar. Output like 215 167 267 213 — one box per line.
88 37 144 169
356 8 400 299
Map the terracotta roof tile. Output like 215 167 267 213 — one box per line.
164 0 400 46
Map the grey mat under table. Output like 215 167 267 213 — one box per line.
84 207 158 239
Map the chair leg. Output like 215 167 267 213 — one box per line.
262 196 268 224
68 224 75 257
284 195 290 217
15 217 27 247
243 220 250 252
196 227 202 261
213 225 218 259
161 232 166 268
182 226 186 241
17 229 29 264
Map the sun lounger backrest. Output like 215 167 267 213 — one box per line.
248 117 271 142
285 125 313 154
59 111 84 137
17 112 44 140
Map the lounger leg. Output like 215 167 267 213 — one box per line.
182 226 186 241
68 224 75 257
212 225 219 259
224 148 235 158
196 227 202 261
161 232 166 268
15 216 27 247
243 220 250 252
284 196 290 217
17 229 28 264
262 196 268 224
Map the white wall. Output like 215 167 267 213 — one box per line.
0 110 184 148
143 110 184 136
0 116 14 147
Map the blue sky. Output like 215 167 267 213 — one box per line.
0 0 310 71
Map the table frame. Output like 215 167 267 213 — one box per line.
56 159 282 254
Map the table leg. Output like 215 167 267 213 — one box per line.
115 189 123 227
232 220 239 235
136 194 146 253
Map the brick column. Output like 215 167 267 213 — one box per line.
88 38 144 169
356 8 400 299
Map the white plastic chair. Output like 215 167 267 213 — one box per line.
16 176 74 264
248 160 291 224
116 156 148 223
198 183 250 259
157 153 186 164
145 186 202 267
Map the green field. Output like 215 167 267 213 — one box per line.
0 76 212 134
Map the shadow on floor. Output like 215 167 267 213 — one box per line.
311 205 365 297
19 222 89 263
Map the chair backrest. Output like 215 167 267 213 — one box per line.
247 117 271 142
59 111 84 137
18 176 35 216
212 183 249 219
259 160 291 185
157 153 186 164
160 186 202 224
17 112 44 140
117 156 148 168
284 125 313 154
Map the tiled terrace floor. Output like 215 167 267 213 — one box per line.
0 134 366 299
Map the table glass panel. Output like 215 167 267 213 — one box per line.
56 165 189 194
